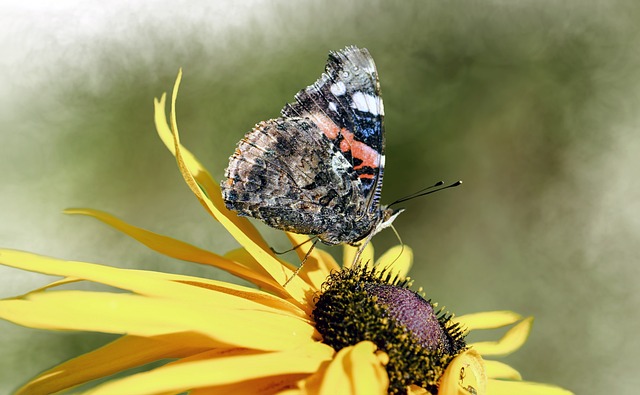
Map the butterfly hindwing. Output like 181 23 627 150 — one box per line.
222 117 365 238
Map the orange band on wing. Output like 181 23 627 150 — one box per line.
310 113 380 174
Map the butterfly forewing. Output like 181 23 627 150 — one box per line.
282 46 386 214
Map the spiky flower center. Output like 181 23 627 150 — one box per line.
312 266 466 394
364 283 453 353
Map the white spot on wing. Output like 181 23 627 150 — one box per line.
330 81 346 96
331 150 350 172
351 92 382 116
328 102 338 112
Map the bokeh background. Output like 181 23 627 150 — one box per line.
1 1 639 393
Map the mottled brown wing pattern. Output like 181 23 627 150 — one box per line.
221 117 367 244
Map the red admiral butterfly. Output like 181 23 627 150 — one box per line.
221 46 402 267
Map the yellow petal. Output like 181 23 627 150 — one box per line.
85 342 334 395
24 276 81 293
487 379 574 395
153 86 268 252
64 208 282 293
275 389 303 395
189 374 306 395
375 245 413 278
0 249 304 317
438 349 486 395
299 248 339 291
224 247 280 273
483 360 522 380
155 73 311 301
470 317 533 357
0 290 316 351
313 341 388 395
16 334 212 395
343 243 374 270
453 311 522 331
287 233 340 273
407 385 430 395
172 115 310 300
349 343 389 395
221 248 311 309
169 348 307 395
146 273 306 318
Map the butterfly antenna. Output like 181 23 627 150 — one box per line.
388 180 462 207
283 238 320 286
271 236 317 255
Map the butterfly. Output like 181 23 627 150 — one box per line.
221 46 402 267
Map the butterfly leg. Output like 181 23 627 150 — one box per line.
351 231 376 267
283 238 320 286
271 236 318 255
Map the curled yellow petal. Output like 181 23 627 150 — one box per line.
153 74 270 255
23 277 81 294
153 85 268 252
454 311 522 331
470 317 533 357
85 342 334 395
483 360 522 380
154 72 312 300
438 349 486 395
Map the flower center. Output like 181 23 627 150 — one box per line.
312 266 466 394
364 283 452 353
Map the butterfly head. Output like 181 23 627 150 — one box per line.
373 206 404 237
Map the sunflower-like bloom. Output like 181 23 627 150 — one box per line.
0 72 572 395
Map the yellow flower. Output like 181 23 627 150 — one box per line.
0 71 572 395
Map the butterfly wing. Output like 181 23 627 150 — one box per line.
282 46 386 215
221 117 365 241
222 47 388 245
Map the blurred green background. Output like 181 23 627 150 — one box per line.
1 1 639 394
